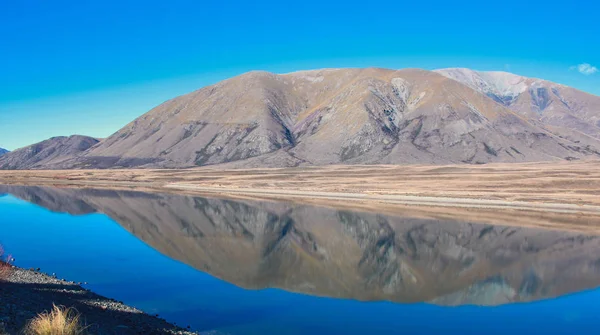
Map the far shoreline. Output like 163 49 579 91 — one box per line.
1 161 600 234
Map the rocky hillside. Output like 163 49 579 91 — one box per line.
4 185 600 306
0 148 8 157
0 135 99 170
3 68 600 169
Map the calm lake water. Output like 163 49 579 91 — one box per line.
1 185 600 334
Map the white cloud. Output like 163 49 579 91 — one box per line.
571 63 598 75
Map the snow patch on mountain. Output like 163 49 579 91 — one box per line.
435 68 529 100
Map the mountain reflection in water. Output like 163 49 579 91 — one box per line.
2 185 600 307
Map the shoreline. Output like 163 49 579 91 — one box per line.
2 161 600 234
3 176 600 215
0 266 199 335
166 183 600 215
2 178 600 236
1 160 600 206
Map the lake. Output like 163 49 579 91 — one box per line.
1 185 599 334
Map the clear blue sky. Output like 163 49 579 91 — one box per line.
1 0 598 150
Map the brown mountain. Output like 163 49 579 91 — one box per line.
4 185 600 306
0 135 99 170
64 68 599 168
3 68 600 170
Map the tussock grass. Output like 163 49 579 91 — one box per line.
0 245 12 281
0 262 10 280
25 305 86 335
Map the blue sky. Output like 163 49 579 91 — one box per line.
1 0 598 150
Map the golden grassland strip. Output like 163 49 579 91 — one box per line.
1 160 600 204
1 161 600 234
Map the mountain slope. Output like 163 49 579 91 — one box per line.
0 135 99 170
0 148 8 157
436 68 600 140
72 68 600 168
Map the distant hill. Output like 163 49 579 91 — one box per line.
0 148 8 157
3 68 600 170
0 135 99 170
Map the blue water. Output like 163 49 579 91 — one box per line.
1 190 599 334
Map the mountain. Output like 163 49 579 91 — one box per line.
0 148 8 157
436 68 600 140
0 135 99 170
64 68 599 169
2 68 599 170
3 184 600 306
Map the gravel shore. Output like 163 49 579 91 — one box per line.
0 267 200 335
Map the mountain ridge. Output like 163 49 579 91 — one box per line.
2 67 600 169
72 67 600 168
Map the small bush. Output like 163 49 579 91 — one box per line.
25 305 86 335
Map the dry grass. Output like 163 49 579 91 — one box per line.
1 160 600 206
0 245 13 281
25 305 86 335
